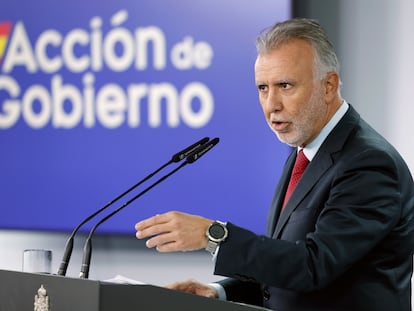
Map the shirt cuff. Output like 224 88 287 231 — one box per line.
208 282 227 301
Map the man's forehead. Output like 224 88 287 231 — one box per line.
256 46 313 68
254 41 316 82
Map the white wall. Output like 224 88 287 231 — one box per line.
1 0 414 301
388 0 414 172
338 0 414 173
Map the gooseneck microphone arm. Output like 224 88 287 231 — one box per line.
79 161 187 279
57 137 209 276
79 137 219 279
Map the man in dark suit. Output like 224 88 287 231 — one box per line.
135 18 414 310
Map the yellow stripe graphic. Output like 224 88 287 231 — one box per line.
0 36 8 59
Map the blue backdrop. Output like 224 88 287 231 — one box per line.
0 0 291 234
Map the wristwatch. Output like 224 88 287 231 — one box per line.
205 221 228 254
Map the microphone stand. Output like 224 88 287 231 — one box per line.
79 161 188 279
57 137 209 276
79 137 219 279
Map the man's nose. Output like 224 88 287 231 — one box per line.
264 89 282 113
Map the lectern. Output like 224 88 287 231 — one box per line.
0 270 269 311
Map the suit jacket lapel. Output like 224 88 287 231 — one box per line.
273 152 333 237
266 151 296 236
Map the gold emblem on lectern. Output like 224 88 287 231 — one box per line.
34 284 49 311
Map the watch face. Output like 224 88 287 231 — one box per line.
209 223 226 239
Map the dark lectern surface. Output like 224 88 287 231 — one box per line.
0 269 269 311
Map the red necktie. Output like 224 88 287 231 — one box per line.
283 150 309 208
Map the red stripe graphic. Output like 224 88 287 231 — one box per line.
0 22 12 64
0 22 12 35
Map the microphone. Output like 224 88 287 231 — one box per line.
79 137 220 279
57 137 210 276
187 137 219 163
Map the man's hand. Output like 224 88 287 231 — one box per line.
165 279 219 299
135 211 213 252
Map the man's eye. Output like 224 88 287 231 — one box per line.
257 84 267 91
279 82 291 89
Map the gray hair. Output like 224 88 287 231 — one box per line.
256 18 340 81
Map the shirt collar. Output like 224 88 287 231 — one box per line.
300 100 349 161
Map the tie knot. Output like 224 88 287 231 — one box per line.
294 150 309 174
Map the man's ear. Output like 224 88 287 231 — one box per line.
324 71 340 102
